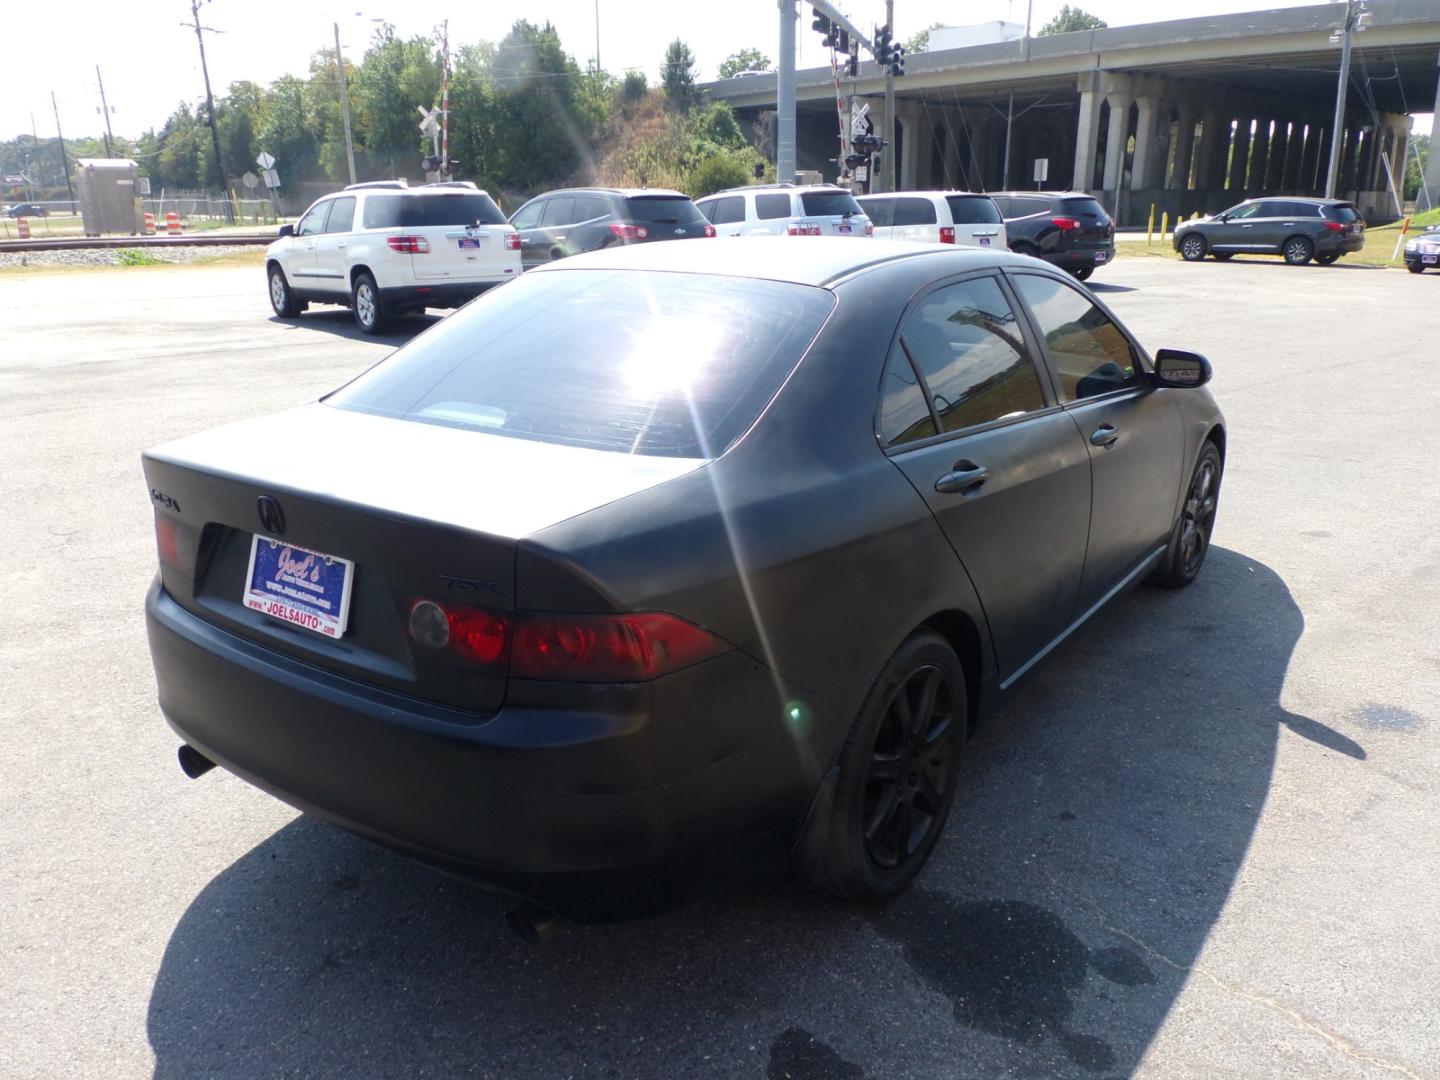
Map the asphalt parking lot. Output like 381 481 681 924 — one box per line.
2 254 1437 1080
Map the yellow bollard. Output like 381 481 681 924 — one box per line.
1161 211 1169 242
1392 215 1413 262
1147 203 1155 245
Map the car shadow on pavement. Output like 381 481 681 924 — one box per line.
1208 257 1387 271
147 547 1361 1079
267 310 442 342
1086 282 1136 293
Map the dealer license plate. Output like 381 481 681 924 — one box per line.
457 236 482 250
243 536 353 639
1095 251 1109 263
837 224 853 235
1425 255 1437 265
979 237 992 246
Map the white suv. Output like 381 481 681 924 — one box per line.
695 183 872 238
857 191 1007 250
265 181 521 333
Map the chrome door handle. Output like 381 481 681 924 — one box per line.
1090 424 1120 447
934 462 989 494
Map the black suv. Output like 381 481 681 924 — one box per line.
508 188 714 269
1173 197 1365 266
990 191 1115 280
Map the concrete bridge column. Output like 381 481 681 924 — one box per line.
1306 122 1331 193
1389 116 1413 199
1265 120 1291 190
1281 120 1306 191
1170 106 1197 190
1227 115 1252 191
1102 91 1133 198
1192 111 1221 197
1130 96 1160 190
897 102 926 191
1248 119 1271 190
1072 84 1104 192
1424 64 1440 209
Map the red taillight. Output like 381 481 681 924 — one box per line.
939 226 956 244
387 235 431 254
155 515 181 568
703 224 716 237
865 223 874 236
1323 221 1346 232
1051 217 1082 232
504 231 522 250
786 222 822 236
608 223 648 240
408 600 509 667
512 611 730 682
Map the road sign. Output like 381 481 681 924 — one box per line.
1033 157 1049 183
255 151 276 170
3 174 27 185
262 169 281 189
137 177 151 195
417 106 440 136
854 165 868 182
242 171 259 190
850 102 870 137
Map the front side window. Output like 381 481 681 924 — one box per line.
297 201 330 236
890 276 1046 440
755 193 793 220
1224 202 1263 221
323 196 356 233
893 198 938 226
509 200 543 230
1011 273 1139 401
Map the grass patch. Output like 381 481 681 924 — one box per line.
116 248 165 267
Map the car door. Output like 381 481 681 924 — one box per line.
509 198 547 270
311 194 356 296
1008 271 1182 614
534 195 575 260
285 200 331 287
881 272 1093 682
892 196 938 242
1264 200 1312 253
1209 201 1264 251
702 195 746 237
752 192 792 236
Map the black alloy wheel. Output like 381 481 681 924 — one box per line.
1282 236 1314 265
1156 441 1222 587
1180 234 1207 261
812 631 966 899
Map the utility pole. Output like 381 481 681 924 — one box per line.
96 66 116 157
1002 0 1034 191
778 0 796 182
440 20 450 175
51 92 76 212
594 0 601 73
334 23 357 185
189 0 234 223
1325 0 1357 198
883 0 895 192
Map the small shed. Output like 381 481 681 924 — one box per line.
74 158 143 236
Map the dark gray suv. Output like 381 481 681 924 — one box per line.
1173 197 1365 266
508 188 714 270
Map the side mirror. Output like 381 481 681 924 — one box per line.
1153 348 1212 388
277 223 295 238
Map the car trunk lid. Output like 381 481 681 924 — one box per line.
1059 196 1114 245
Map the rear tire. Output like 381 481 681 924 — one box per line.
1155 441 1223 588
1282 236 1314 266
1212 252 1234 261
812 631 966 901
268 265 303 318
1180 234 1207 261
1010 241 1041 259
1315 252 1340 265
351 272 387 334
1071 267 1094 281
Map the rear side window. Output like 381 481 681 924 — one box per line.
878 342 936 446
1003 197 1049 218
1326 203 1361 223
623 196 707 225
800 191 862 217
361 193 507 229
540 197 574 227
894 198 938 226
326 269 835 458
858 198 894 226
324 196 356 233
755 193 793 220
703 196 744 224
573 196 611 222
1011 274 1138 401
946 196 1003 225
895 276 1046 437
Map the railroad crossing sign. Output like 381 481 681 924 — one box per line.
850 102 871 137
255 151 276 171
417 106 441 137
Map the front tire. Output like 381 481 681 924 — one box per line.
1155 441 1223 588
1212 252 1234 261
268 266 303 318
351 272 387 334
1407 263 1425 274
812 631 966 901
1179 234 1207 261
1282 236 1314 266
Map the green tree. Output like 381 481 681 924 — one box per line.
1404 134 1429 203
155 103 201 189
216 80 264 186
490 19 589 190
1039 5 1107 35
717 48 770 79
256 75 320 183
905 22 945 53
687 152 751 197
357 26 441 178
662 39 697 111
446 42 499 189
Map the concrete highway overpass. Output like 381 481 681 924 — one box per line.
701 0 1440 225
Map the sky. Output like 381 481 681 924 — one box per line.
1 0 1417 145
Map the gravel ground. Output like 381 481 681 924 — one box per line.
0 245 262 269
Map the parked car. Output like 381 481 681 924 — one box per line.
1173 197 1365 266
265 181 521 334
858 191 1007 249
4 202 49 217
508 188 713 270
990 191 1115 280
696 183 872 237
1403 224 1440 273
143 239 1224 924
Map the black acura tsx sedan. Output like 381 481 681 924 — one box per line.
143 239 1224 923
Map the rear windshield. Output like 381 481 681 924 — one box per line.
1060 197 1110 221
622 196 707 225
946 196 1003 225
800 191 863 218
1325 203 1361 223
362 193 506 229
325 269 835 458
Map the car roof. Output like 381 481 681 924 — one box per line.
990 190 1096 199
540 187 689 199
857 191 994 199
532 236 1039 288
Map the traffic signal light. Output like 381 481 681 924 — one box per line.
890 43 906 77
836 29 850 53
811 11 831 36
873 24 893 67
846 53 859 77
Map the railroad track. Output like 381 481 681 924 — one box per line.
0 234 276 254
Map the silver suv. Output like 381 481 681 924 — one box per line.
695 183 872 238
266 181 521 333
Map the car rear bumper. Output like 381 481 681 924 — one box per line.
380 280 513 310
1322 234 1365 255
1045 242 1115 269
145 581 816 919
